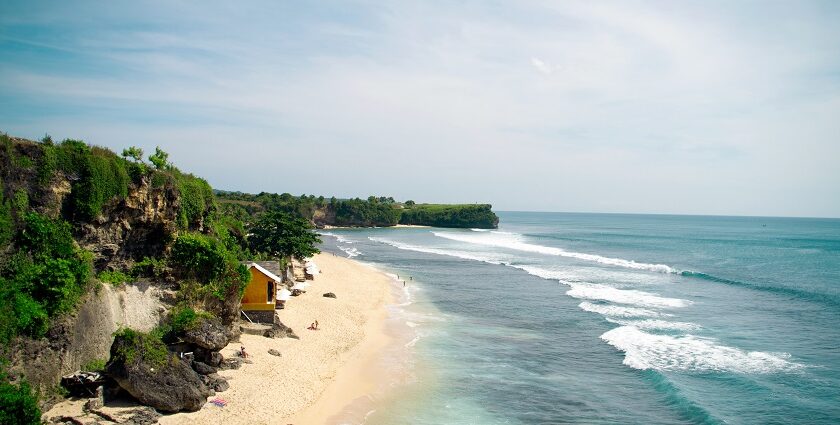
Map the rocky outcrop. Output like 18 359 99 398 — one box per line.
8 283 168 408
105 333 210 413
77 176 181 270
182 317 229 351
323 292 337 298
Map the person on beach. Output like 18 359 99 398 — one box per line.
315 320 319 329
240 346 248 358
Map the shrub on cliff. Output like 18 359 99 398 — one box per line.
0 377 41 425
0 212 91 342
171 232 249 300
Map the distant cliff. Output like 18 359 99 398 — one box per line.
216 192 500 229
399 204 498 228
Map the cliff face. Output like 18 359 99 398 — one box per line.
1 136 194 271
10 283 170 405
0 136 209 404
76 176 181 270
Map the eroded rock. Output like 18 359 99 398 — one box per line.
105 332 210 412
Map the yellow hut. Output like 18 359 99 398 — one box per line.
241 261 284 323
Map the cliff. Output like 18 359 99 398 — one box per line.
0 134 215 406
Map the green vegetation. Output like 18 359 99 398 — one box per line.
131 256 167 280
111 328 171 368
216 190 499 229
148 146 170 170
82 358 107 372
173 171 215 230
399 203 499 229
248 211 322 260
0 212 92 343
167 306 214 334
170 232 250 300
0 376 41 425
333 197 400 226
97 270 132 286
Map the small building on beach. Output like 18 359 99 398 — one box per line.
241 261 284 323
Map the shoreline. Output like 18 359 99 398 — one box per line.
161 252 401 424
46 252 405 425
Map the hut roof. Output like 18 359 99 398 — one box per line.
243 261 283 283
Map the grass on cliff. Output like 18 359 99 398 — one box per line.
111 328 171 369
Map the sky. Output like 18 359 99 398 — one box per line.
1 1 839 217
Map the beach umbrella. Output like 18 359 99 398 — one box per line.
277 288 292 301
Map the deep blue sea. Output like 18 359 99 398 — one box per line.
320 212 840 424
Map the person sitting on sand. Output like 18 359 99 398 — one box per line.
307 322 316 330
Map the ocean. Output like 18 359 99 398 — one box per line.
319 212 840 424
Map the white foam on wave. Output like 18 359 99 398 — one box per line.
319 231 354 244
605 318 700 331
566 282 691 309
368 237 507 265
601 326 802 373
511 264 581 282
338 245 361 258
578 301 668 318
432 231 676 273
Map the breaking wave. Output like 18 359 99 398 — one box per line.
605 318 701 331
432 231 676 273
566 283 692 309
578 302 666 318
368 237 507 265
601 326 802 374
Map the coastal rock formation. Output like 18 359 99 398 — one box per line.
105 333 210 412
323 292 337 298
194 347 224 367
76 175 181 270
8 283 168 406
192 361 217 375
200 373 230 393
181 317 229 351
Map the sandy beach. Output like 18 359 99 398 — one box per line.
46 252 399 425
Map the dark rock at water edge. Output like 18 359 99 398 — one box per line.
323 292 337 298
105 333 210 412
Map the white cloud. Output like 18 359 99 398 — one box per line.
531 57 552 75
1 0 839 216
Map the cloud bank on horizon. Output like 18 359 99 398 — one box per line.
1 0 838 217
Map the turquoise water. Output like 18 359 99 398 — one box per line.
321 212 840 424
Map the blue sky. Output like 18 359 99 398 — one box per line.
1 1 839 217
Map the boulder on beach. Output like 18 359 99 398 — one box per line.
200 373 230 392
192 361 217 375
105 329 210 412
323 292 337 298
181 316 230 351
194 347 224 367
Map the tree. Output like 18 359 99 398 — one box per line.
248 211 321 260
121 146 144 162
148 146 169 170
404 200 415 207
